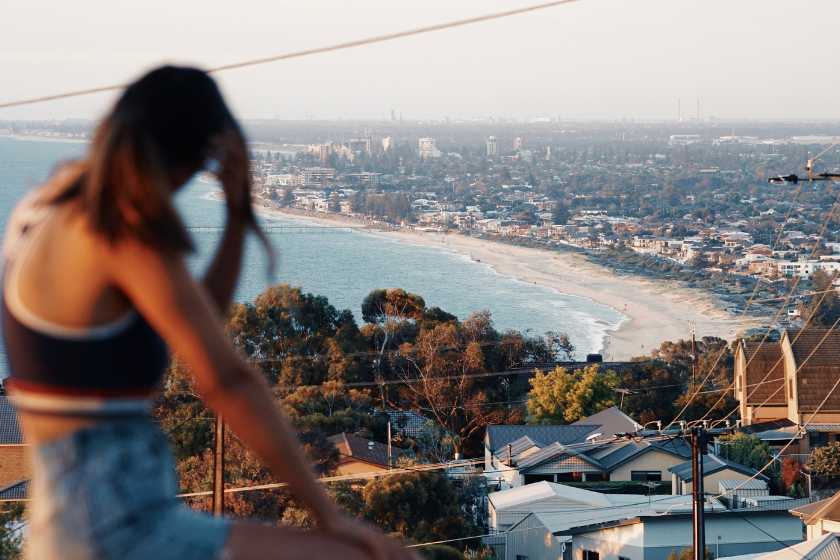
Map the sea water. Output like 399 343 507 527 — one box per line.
0 136 627 376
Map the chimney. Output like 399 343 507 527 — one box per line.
401 399 411 411
507 443 512 467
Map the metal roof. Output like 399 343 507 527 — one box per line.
733 533 840 560
485 425 598 452
0 479 28 500
0 398 24 445
669 454 769 482
519 506 659 536
488 480 612 510
568 407 642 443
516 441 604 471
494 436 545 460
718 478 769 491
805 424 840 432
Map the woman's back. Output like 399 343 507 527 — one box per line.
8 174 133 328
3 179 169 422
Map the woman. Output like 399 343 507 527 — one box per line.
2 66 418 560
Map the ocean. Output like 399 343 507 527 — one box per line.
0 136 627 375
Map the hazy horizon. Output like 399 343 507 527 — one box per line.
3 0 839 122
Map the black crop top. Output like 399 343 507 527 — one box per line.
1 191 169 414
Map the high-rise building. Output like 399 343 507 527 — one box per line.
486 136 499 156
418 137 441 159
382 137 392 151
303 167 335 186
390 109 396 122
513 137 522 151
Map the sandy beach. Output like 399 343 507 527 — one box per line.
247 201 749 361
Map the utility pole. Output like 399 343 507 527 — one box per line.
616 423 730 560
387 418 392 472
691 426 707 560
689 320 697 389
212 415 225 516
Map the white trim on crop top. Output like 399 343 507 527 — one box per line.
2 191 139 341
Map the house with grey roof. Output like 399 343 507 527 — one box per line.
718 533 840 560
491 481 801 560
669 454 769 496
484 408 691 487
0 398 28 490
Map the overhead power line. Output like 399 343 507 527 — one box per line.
0 0 585 111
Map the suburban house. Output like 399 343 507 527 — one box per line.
669 454 769 496
547 509 803 560
735 329 840 453
0 398 28 488
790 490 840 540
326 432 401 476
495 483 802 560
718 533 840 560
488 481 717 533
484 408 691 487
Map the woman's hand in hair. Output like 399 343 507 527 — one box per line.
210 129 251 219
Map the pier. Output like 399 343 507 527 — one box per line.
185 225 361 234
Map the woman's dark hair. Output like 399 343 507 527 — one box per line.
54 66 268 255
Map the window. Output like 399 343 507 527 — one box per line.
619 557 631 560
586 473 610 482
555 472 583 483
516 556 529 560
810 432 829 448
583 551 600 560
631 471 662 481
523 474 555 485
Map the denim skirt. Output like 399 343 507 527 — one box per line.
27 417 231 560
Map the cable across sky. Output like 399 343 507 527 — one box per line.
0 0 585 111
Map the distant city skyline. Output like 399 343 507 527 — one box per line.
2 0 839 121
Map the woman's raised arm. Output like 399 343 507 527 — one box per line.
103 239 416 560
201 130 251 313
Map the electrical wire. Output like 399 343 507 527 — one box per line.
0 0 585 110
664 180 807 429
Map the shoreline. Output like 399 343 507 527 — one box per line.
249 199 748 360
0 133 90 144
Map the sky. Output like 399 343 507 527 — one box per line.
2 0 839 121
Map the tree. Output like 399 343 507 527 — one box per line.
551 202 570 225
690 248 711 269
362 472 477 544
350 191 367 213
0 503 24 560
804 268 840 327
527 365 620 424
361 288 425 408
330 193 342 213
546 331 575 361
781 457 807 498
716 431 781 494
394 317 536 456
228 284 373 389
618 361 683 425
282 188 295 207
807 443 840 491
667 546 713 560
414 420 458 464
